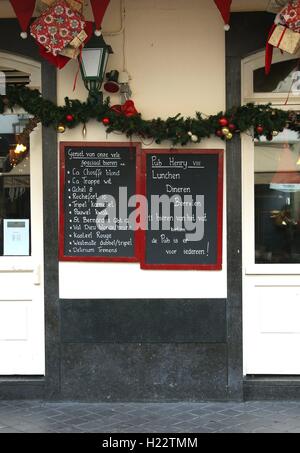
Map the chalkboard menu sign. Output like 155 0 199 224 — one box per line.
140 150 223 270
59 142 141 262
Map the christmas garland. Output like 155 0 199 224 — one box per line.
1 85 300 146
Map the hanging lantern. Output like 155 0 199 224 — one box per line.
79 35 113 104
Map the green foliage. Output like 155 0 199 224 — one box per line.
1 86 299 145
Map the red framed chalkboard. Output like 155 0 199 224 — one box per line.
139 149 224 271
59 142 142 262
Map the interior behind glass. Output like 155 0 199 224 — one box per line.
255 134 300 264
0 114 31 256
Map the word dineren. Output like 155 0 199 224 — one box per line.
59 144 223 270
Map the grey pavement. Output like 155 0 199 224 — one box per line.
0 400 299 433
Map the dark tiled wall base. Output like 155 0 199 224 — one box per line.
60 300 228 401
60 344 228 402
0 379 45 400
244 379 300 401
61 300 226 344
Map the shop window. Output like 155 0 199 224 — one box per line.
255 137 300 264
243 51 300 105
0 115 31 256
254 59 300 93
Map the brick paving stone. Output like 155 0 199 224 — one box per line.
0 401 300 433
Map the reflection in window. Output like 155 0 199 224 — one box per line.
254 59 300 93
255 140 300 264
0 115 31 256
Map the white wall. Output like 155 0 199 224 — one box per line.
0 0 227 299
58 0 227 299
0 0 228 299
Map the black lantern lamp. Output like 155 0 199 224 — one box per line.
79 35 113 105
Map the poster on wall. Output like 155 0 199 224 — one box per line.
3 219 30 256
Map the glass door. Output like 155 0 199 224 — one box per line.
0 53 45 375
243 50 300 375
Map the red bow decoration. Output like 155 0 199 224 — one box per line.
111 100 139 117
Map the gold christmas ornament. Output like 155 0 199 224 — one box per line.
222 127 230 136
82 124 87 138
191 134 199 142
226 132 233 140
272 130 279 137
57 124 66 133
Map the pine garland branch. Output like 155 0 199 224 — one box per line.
0 85 298 145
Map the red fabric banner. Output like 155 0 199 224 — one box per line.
90 0 111 30
214 0 232 25
9 0 36 32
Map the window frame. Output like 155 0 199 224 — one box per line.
242 50 300 275
242 49 300 106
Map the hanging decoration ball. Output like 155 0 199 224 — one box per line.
219 117 229 127
191 134 199 143
66 114 74 123
224 24 230 32
228 123 236 132
20 32 28 39
256 125 264 135
57 124 66 133
216 129 224 138
272 130 279 137
266 133 273 141
225 132 233 140
102 117 110 126
187 131 193 137
82 124 87 138
94 29 102 37
222 127 230 136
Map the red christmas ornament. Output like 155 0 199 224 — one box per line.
256 125 264 135
102 117 110 126
228 123 236 132
216 129 224 138
66 114 74 122
219 117 228 127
